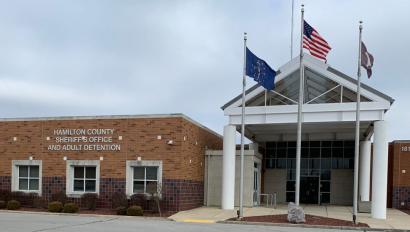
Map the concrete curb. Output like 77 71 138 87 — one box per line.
218 220 410 232
0 209 173 221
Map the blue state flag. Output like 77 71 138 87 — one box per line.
246 47 276 91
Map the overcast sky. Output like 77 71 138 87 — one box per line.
0 0 409 141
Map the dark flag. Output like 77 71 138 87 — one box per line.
361 42 374 78
245 47 276 91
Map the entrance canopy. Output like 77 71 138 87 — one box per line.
221 54 394 142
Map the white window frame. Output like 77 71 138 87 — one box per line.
11 160 42 195
66 160 100 197
126 160 162 197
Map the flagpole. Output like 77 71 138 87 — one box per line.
239 32 247 219
353 21 363 225
290 0 295 59
295 4 304 206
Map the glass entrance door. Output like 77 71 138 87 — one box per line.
300 176 319 204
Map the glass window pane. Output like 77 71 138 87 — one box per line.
74 167 84 178
85 180 96 192
321 170 331 180
332 141 343 147
321 141 331 147
286 192 295 203
287 141 296 147
29 179 39 190
74 180 84 191
133 181 144 193
310 147 320 158
85 167 96 179
321 158 331 169
277 159 286 169
277 142 287 148
287 169 296 180
320 181 330 192
19 178 28 190
134 167 145 179
287 147 296 158
332 147 343 157
310 159 320 169
344 147 354 158
301 147 309 158
321 193 330 204
146 181 158 193
146 167 158 180
277 148 287 158
287 159 296 169
301 159 308 169
19 166 29 178
310 141 320 147
321 147 331 158
286 181 295 191
30 166 39 178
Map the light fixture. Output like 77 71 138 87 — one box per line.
13 137 17 141
137 157 142 161
46 137 50 141
100 156 104 161
29 156 33 161
118 136 123 141
167 140 174 145
63 156 67 161
157 135 162 140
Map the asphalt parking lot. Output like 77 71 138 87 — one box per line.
0 211 370 232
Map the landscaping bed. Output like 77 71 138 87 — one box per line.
229 214 369 227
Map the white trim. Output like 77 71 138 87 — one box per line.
65 160 100 197
223 55 391 112
125 160 163 197
11 160 42 195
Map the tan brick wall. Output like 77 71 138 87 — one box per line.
0 116 222 182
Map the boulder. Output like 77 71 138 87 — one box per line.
287 202 305 223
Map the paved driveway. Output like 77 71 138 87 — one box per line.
0 211 362 232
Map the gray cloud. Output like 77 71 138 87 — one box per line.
0 0 408 140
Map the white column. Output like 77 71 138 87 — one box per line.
222 125 236 210
371 120 388 219
359 140 371 201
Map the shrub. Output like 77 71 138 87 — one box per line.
63 203 79 213
33 196 48 209
111 192 128 209
115 206 127 215
51 191 67 204
48 201 63 213
7 200 21 210
0 189 11 202
25 192 39 207
129 193 145 208
0 200 6 209
126 205 143 216
81 193 98 210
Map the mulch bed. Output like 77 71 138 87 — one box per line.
229 214 369 227
2 207 173 217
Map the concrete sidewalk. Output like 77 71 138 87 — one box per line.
169 205 410 230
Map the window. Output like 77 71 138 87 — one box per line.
133 166 158 194
18 166 39 191
12 160 42 195
66 160 100 196
126 160 162 196
73 166 97 192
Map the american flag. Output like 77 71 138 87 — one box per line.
303 20 331 62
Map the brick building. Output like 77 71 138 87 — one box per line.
0 114 222 212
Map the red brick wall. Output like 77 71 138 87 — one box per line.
0 115 222 211
391 141 410 209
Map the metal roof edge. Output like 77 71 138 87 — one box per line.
326 66 395 105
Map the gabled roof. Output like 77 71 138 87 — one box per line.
221 54 394 110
